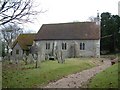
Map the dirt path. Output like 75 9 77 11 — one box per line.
44 60 111 88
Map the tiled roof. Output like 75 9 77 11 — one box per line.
35 22 100 40
12 33 36 50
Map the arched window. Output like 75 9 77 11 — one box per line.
65 43 67 50
46 42 50 49
83 43 85 50
62 42 67 50
80 43 85 50
80 43 82 50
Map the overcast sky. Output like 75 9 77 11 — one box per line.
23 0 120 33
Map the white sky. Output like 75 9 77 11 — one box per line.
23 0 120 33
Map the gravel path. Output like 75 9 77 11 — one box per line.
44 60 111 88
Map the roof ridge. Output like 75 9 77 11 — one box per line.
43 22 95 26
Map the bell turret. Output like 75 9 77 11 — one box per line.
96 10 100 25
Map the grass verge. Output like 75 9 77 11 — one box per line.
88 63 119 88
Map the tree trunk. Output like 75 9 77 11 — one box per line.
35 59 38 68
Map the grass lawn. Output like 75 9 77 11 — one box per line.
118 53 120 60
88 62 119 88
2 58 102 88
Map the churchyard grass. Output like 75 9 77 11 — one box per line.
2 58 102 88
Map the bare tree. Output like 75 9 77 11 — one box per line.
0 0 42 25
23 53 28 65
55 46 65 64
69 41 80 58
30 42 39 68
1 24 23 60
89 16 95 22
89 16 98 22
60 50 65 63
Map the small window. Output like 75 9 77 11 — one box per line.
46 43 50 50
52 42 54 49
80 43 85 50
80 43 82 50
83 43 85 50
16 50 19 54
62 43 67 50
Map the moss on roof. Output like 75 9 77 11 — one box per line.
12 33 36 50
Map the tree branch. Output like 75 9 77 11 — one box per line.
0 0 43 25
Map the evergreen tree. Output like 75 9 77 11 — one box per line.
101 12 120 53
